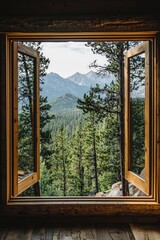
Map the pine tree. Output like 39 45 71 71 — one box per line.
97 116 120 191
51 126 69 196
82 112 99 195
77 41 144 195
68 119 84 196
18 42 54 195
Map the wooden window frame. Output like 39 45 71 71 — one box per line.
124 42 151 195
12 42 40 197
0 32 160 221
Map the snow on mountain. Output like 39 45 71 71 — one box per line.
67 70 114 87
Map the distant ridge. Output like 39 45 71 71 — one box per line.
67 70 113 87
41 71 114 100
49 93 80 113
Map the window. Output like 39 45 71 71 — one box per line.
124 42 151 195
12 42 40 196
0 32 160 217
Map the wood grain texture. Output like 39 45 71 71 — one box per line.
51 227 97 240
0 223 159 240
130 224 160 240
1 203 160 221
3 227 24 240
0 16 159 32
0 224 8 240
0 224 136 240
96 225 135 240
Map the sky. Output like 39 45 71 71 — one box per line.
41 42 106 78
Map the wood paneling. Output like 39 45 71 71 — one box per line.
0 203 160 224
0 16 159 33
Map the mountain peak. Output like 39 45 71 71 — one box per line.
42 71 115 101
50 93 79 113
47 71 58 76
45 72 65 82
87 70 95 74
85 70 97 78
67 70 111 87
68 72 83 78
41 72 89 100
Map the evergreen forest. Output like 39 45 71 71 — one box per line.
17 41 146 196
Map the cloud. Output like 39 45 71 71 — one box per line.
41 42 106 78
42 42 89 53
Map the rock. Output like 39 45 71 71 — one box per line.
95 192 108 197
111 181 122 190
133 189 146 196
108 188 122 196
95 168 146 197
108 181 122 196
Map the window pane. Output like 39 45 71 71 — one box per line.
129 53 145 179
18 52 35 181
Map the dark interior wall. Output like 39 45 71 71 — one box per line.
0 0 159 33
0 0 159 17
